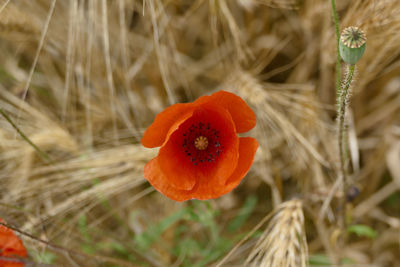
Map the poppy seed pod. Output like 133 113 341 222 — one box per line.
339 26 366 65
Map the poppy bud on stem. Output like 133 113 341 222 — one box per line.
337 26 365 240
331 1 367 262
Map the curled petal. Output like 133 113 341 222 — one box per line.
223 137 259 191
141 103 194 148
194 90 256 133
144 158 191 201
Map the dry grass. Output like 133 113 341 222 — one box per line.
245 199 307 267
0 0 400 266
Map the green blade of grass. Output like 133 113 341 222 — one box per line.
0 107 53 164
228 195 258 232
134 207 189 250
347 224 377 239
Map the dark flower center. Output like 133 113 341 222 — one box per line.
182 122 223 165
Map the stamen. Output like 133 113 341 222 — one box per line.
194 136 208 150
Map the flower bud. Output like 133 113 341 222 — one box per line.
339 26 366 65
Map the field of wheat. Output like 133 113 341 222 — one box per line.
0 0 399 266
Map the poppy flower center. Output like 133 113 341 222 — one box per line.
194 136 208 150
181 122 223 165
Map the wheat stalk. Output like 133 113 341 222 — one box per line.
246 199 308 267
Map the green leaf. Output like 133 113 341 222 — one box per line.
82 244 96 254
28 249 57 264
134 208 188 250
173 238 201 259
78 214 91 242
197 237 233 266
309 254 354 266
347 224 377 239
309 254 331 266
228 195 258 232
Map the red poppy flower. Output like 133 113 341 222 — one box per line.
0 219 27 267
142 90 258 201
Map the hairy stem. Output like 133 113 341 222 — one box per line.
331 0 341 103
338 64 355 228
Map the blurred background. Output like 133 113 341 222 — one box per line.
0 0 399 266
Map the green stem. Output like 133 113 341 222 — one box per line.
0 107 53 164
331 0 341 105
337 64 355 228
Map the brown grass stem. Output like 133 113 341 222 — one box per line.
331 0 342 102
17 0 56 119
0 0 11 15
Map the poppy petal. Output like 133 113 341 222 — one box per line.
143 137 258 201
157 104 239 190
224 137 259 190
144 158 230 201
194 90 256 133
188 137 257 199
141 103 194 148
144 158 193 201
0 219 27 267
